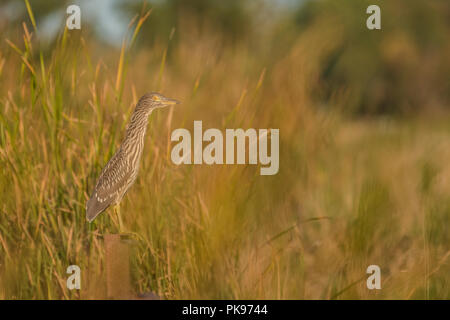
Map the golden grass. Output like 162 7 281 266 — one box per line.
0 5 448 299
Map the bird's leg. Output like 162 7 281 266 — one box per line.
111 204 122 233
112 204 143 242
116 203 124 234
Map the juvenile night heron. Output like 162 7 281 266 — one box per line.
86 92 179 227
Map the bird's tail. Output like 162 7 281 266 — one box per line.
86 194 111 222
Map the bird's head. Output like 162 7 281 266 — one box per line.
138 92 180 111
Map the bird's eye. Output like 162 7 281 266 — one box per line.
152 95 160 101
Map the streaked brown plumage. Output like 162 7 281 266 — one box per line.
86 92 179 222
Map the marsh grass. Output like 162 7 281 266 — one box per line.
0 3 448 299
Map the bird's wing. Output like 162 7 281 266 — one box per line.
86 150 133 222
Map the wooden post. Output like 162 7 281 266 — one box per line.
103 233 161 300
104 234 132 299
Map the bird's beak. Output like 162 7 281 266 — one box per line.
162 97 180 106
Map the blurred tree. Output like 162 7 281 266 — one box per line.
119 0 253 45
0 0 66 26
289 0 450 115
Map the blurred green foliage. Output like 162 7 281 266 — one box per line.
2 0 449 115
119 0 252 44
291 0 450 115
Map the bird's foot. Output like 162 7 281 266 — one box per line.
116 230 145 242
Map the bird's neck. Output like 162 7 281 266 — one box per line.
122 108 152 149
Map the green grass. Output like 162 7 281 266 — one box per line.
0 4 448 299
